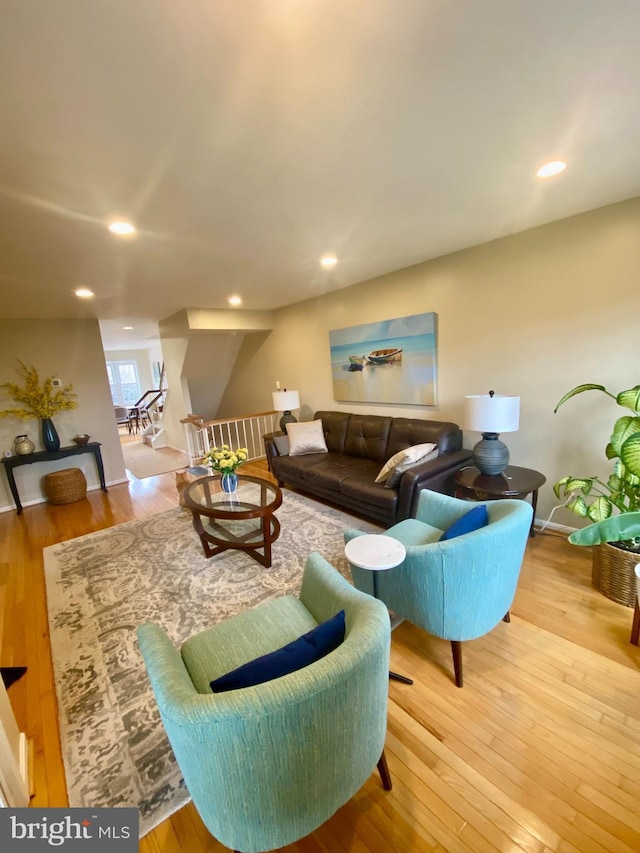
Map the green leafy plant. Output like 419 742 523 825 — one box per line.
567 512 640 546
206 444 249 474
0 361 78 420
554 383 640 551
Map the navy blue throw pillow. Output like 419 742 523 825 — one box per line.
210 610 346 693
439 505 488 541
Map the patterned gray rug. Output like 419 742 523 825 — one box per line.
43 488 378 837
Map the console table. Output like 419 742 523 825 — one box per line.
1 442 108 515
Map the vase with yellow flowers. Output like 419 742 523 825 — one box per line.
0 361 79 452
206 444 249 493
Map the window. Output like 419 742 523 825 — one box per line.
106 361 141 406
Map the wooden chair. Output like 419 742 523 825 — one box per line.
114 406 132 434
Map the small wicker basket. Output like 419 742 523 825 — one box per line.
592 542 640 608
43 468 87 505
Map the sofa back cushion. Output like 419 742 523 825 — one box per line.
386 418 462 458
343 414 393 462
315 411 351 454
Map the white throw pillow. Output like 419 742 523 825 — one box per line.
286 419 328 456
375 443 438 483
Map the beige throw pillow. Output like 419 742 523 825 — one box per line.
286 419 328 456
375 443 438 483
384 447 440 488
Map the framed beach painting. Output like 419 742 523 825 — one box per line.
329 312 438 405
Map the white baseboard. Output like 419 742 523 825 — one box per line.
534 516 575 535
0 478 130 514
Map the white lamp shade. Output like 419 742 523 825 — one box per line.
272 390 300 412
464 394 520 434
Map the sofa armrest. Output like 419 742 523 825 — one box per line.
396 449 474 519
263 432 284 472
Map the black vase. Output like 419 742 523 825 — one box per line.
42 418 60 452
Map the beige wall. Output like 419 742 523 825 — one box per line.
182 333 244 421
219 197 640 528
159 309 275 450
0 320 127 512
158 312 192 451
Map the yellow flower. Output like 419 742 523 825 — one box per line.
206 443 248 475
0 361 78 421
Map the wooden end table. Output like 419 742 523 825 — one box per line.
631 600 640 646
344 533 413 685
631 564 640 645
183 474 283 567
454 464 546 537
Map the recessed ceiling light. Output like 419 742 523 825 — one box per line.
321 255 338 268
536 160 567 178
228 295 242 307
122 326 133 330
107 219 136 235
74 288 94 299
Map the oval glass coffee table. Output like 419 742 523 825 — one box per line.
183 474 283 567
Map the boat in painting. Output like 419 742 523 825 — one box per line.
347 355 366 371
366 348 403 364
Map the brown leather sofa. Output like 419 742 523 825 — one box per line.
264 410 473 525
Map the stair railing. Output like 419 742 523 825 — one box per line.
181 411 281 467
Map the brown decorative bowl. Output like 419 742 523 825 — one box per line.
73 434 90 446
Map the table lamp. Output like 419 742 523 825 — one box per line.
464 391 520 475
272 389 300 432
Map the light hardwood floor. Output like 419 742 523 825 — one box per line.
1 463 639 852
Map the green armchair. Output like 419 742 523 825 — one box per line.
137 551 392 853
345 490 532 687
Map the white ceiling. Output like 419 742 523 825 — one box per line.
2 1 640 350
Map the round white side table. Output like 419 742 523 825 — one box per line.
344 534 413 685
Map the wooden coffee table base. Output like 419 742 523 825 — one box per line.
191 512 281 567
184 475 283 568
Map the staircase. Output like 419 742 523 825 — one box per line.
132 389 167 449
142 411 167 448
181 410 280 466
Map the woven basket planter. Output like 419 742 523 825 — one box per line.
43 468 87 505
592 542 640 607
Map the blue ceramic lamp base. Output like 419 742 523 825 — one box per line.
279 412 297 432
472 432 509 476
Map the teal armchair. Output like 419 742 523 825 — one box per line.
345 490 532 687
137 552 391 853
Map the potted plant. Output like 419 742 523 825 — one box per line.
554 383 640 605
0 361 78 452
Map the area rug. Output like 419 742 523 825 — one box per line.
121 440 188 479
43 489 378 836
